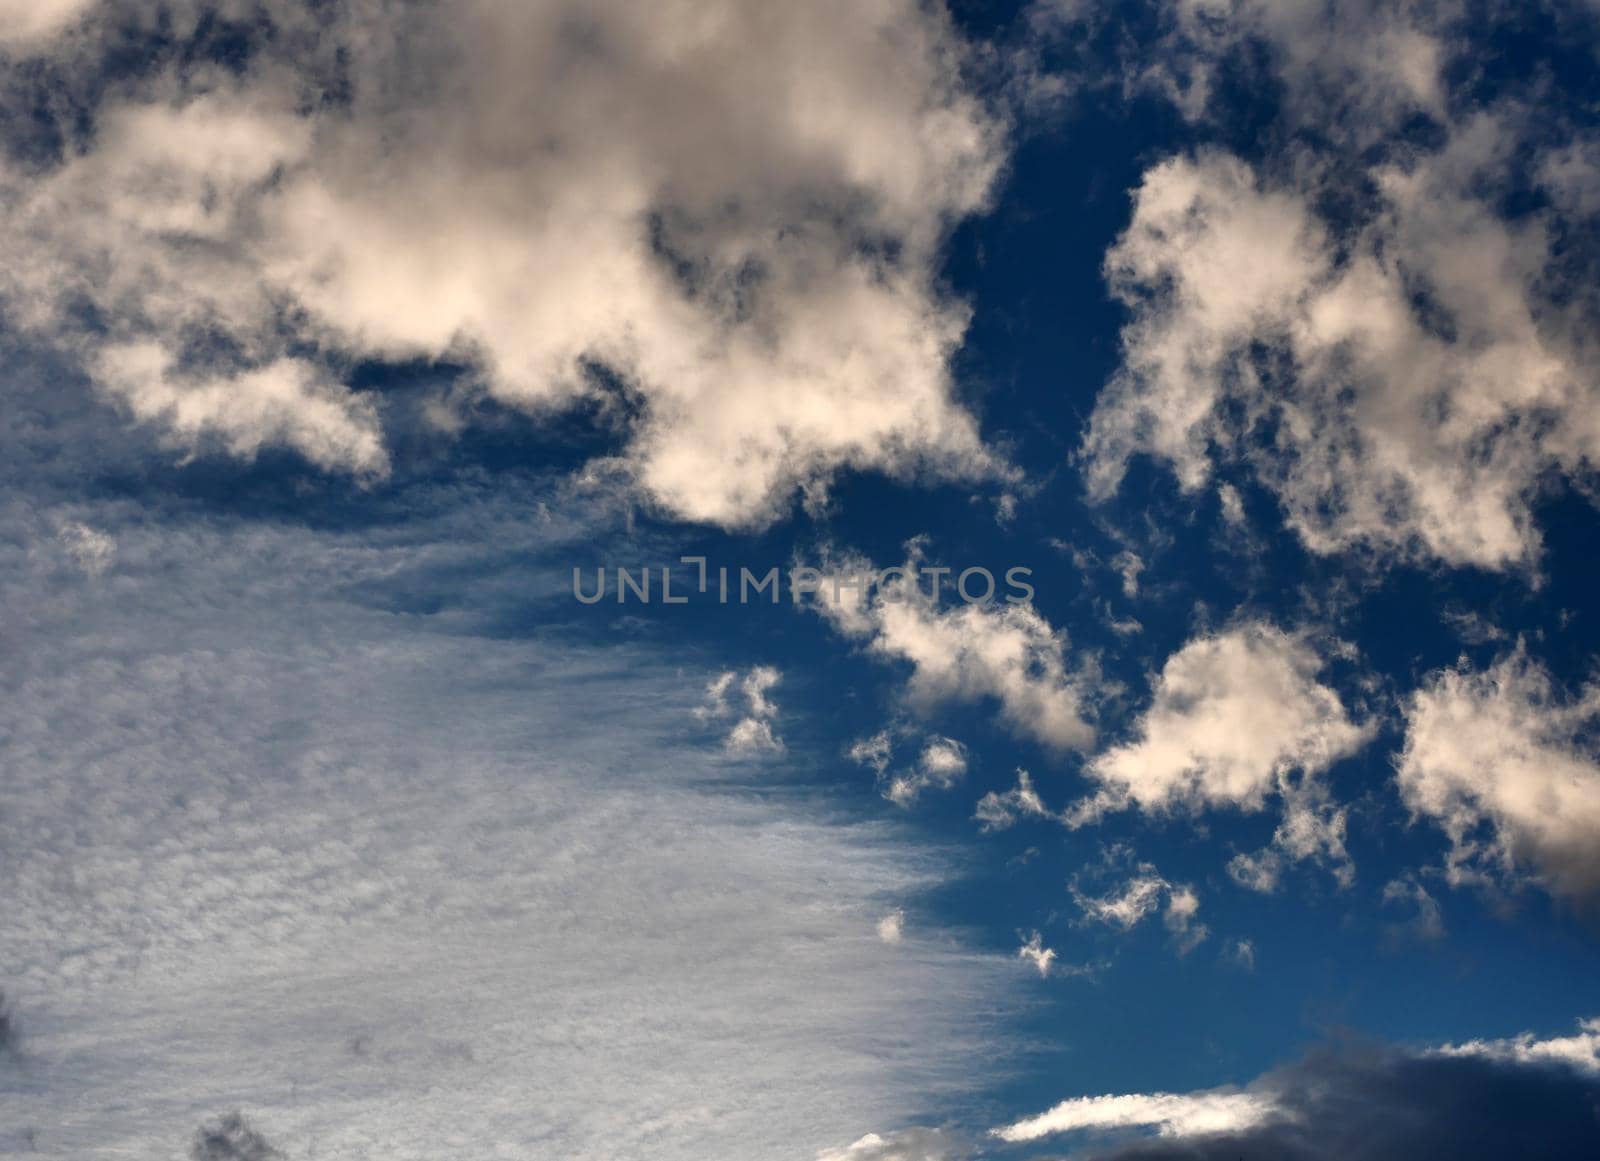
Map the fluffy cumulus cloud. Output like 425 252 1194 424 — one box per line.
1072 623 1369 885
1397 648 1600 902
1083 2 1600 571
0 0 1007 525
817 555 1096 751
996 1022 1600 1159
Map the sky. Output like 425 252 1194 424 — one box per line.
1 1 1600 1158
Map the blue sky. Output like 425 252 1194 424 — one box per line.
2 2 1600 1159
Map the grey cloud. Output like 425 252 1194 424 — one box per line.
190 1113 281 1161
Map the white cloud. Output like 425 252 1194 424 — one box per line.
0 0 94 47
1074 872 1167 930
877 910 906 945
55 520 115 576
1072 623 1368 886
817 556 1096 751
816 1126 963 1161
1070 849 1208 954
1141 0 1449 133
696 665 785 756
1397 648 1600 901
994 1089 1280 1143
974 769 1055 831
850 730 970 808
1082 115 1600 570
1017 931 1056 977
1436 1018 1600 1075
0 0 1008 526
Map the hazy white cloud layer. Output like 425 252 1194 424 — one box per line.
1398 648 1600 902
0 0 1006 526
0 499 1017 1159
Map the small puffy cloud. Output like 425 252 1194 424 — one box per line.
1077 623 1367 817
817 556 1096 751
0 0 1007 524
1227 938 1256 972
848 729 969 808
1070 848 1207 955
995 1090 1278 1144
1074 623 1368 886
1397 648 1600 902
974 769 1055 832
1017 931 1056 977
695 666 784 756
56 520 116 576
876 910 906 945
816 1127 963 1161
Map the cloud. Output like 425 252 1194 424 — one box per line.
877 910 906 945
816 1126 964 1161
1013 1029 1600 1160
849 728 970 807
1381 874 1446 943
1069 847 1208 954
1082 110 1600 570
1017 931 1057 977
1072 623 1368 886
974 769 1055 831
0 0 94 47
996 1089 1278 1143
0 498 1020 1159
695 665 785 755
0 0 1008 526
1437 1017 1600 1075
816 554 1097 751
55 519 115 576
1397 647 1600 902
190 1113 282 1161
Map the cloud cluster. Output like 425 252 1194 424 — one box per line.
849 729 970 807
696 666 785 756
1083 6 1600 571
0 0 1007 525
1397 648 1600 902
1069 848 1209 954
